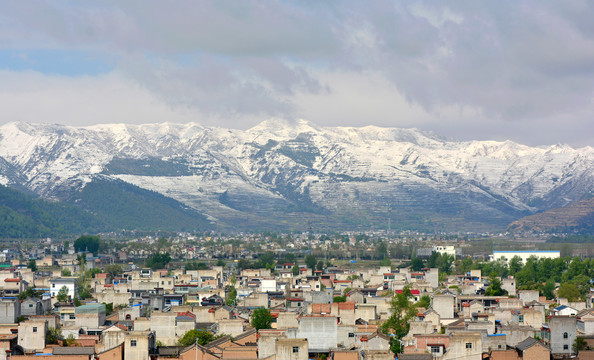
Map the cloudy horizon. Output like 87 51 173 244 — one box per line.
1 1 593 147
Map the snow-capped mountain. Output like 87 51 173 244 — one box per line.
0 119 592 231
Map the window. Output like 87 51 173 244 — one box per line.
431 346 440 353
564 345 569 350
29 304 33 308
131 340 137 347
563 332 568 339
519 315 524 323
52 284 56 288
69 315 75 319
33 327 37 333
348 333 354 338
466 343 472 349
292 347 299 353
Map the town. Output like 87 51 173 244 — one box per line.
0 233 592 360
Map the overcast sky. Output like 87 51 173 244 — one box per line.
0 1 593 147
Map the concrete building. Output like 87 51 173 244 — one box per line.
542 316 576 356
444 332 482 360
491 250 560 263
75 303 106 329
0 297 20 324
17 320 46 353
294 316 337 353
50 278 78 300
518 290 539 306
21 298 43 316
276 338 308 360
432 294 455 319
124 331 155 360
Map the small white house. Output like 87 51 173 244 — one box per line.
50 278 79 300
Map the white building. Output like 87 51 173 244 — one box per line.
490 250 560 263
432 245 459 257
50 278 79 300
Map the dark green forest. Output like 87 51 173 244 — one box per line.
0 178 211 238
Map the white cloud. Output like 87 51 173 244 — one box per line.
0 1 593 146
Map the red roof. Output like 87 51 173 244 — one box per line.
395 289 420 295
177 311 196 319
333 280 352 283
286 298 304 302
4 279 20 282
411 273 425 276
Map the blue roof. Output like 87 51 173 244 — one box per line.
555 305 568 310
488 334 506 337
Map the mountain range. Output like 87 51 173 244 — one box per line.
0 119 592 235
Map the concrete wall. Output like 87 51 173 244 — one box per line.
276 338 308 360
97 291 131 307
218 319 245 337
444 332 482 360
0 299 20 324
277 312 298 329
518 290 539 306
549 316 577 356
124 331 153 360
522 343 550 360
17 321 46 353
432 295 455 319
294 316 337 352
148 312 177 346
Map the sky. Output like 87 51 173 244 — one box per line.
0 1 593 147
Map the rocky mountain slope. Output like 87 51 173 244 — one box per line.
0 119 592 232
508 198 594 234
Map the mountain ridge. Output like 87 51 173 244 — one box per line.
0 119 592 232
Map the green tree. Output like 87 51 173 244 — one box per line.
316 261 324 271
379 257 392 267
257 252 276 270
86 268 102 278
146 253 171 270
376 242 388 260
177 329 216 346
185 261 209 271
410 257 424 271
216 259 226 267
380 286 418 355
458 257 473 274
251 307 273 330
509 256 523 275
574 337 589 353
292 264 300 276
416 295 431 309
305 254 317 270
226 286 237 307
74 235 101 255
46 327 63 345
104 264 123 278
333 296 346 303
56 286 69 302
558 282 581 302
27 259 38 272
541 278 556 300
485 275 508 296
62 269 72 277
